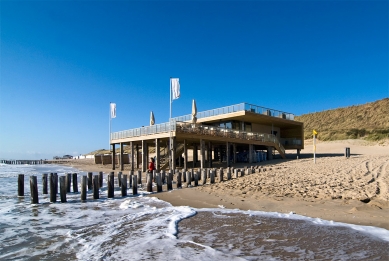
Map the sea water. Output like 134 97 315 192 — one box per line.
0 164 388 260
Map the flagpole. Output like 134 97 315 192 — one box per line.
169 78 172 170
109 102 111 149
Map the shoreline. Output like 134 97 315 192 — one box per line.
58 140 389 230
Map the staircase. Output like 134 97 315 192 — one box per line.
159 143 185 170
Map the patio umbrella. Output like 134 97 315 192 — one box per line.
191 99 197 123
150 111 155 126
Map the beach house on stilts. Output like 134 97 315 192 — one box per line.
109 103 304 171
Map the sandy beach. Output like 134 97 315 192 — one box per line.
60 139 389 230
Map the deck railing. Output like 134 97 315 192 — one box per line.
176 122 285 155
173 102 294 122
110 121 176 140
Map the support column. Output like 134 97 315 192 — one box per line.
249 144 253 163
112 143 116 170
184 139 187 170
200 139 205 170
208 142 212 168
130 141 134 171
136 144 139 170
172 137 176 171
155 138 160 171
267 146 274 160
226 142 230 167
219 145 223 163
142 140 147 172
297 149 301 159
214 147 219 161
120 143 124 171
193 143 198 168
233 143 237 163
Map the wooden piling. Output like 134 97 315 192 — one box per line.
54 173 58 195
137 170 142 186
88 172 93 190
227 170 231 180
132 175 138 195
129 172 133 189
93 175 99 199
121 174 127 196
186 171 191 187
161 170 166 184
219 169 224 182
81 176 87 201
99 171 103 188
183 170 186 182
30 176 39 204
201 170 207 185
194 172 198 187
66 173 71 193
167 172 173 191
59 176 67 203
177 172 182 189
234 169 239 178
210 170 215 184
146 172 153 192
42 173 48 195
50 173 56 203
72 173 78 193
156 173 162 192
108 172 114 198
18 174 24 197
118 172 122 187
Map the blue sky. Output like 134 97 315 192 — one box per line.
1 0 388 159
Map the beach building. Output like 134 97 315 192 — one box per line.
110 103 304 171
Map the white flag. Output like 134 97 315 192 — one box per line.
171 78 180 100
110 103 116 118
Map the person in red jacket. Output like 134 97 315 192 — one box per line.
148 157 156 173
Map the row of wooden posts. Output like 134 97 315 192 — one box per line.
20 166 268 204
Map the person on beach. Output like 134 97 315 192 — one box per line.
148 157 156 173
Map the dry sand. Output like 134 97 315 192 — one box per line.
61 139 389 229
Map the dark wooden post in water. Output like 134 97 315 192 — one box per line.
30 176 39 204
146 172 153 192
72 173 78 193
42 173 48 194
167 172 173 191
99 172 103 188
121 174 127 197
118 172 122 187
88 172 93 190
156 173 162 192
108 172 114 198
137 170 142 186
132 175 138 195
18 174 24 197
66 173 72 193
129 172 133 189
81 176 87 201
50 173 57 203
161 170 166 184
59 176 67 203
54 173 58 195
93 175 99 199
